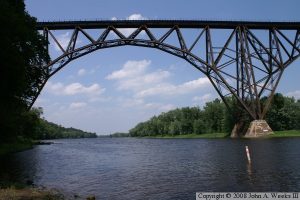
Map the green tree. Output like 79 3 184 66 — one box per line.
129 93 299 137
193 119 206 134
266 94 300 131
202 99 225 133
0 0 49 142
169 120 181 135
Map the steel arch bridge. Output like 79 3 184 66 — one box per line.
33 20 300 137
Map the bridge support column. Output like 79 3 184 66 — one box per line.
230 120 246 138
231 120 273 138
244 120 273 138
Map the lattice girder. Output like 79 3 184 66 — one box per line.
30 20 300 121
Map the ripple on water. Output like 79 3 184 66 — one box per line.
1 138 300 199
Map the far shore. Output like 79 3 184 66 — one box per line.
139 130 300 139
1 130 299 156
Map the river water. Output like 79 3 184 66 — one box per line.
1 138 300 199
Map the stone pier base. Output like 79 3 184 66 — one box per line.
244 120 273 138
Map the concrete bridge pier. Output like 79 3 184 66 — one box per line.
244 120 273 138
231 120 273 138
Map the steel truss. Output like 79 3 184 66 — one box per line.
31 20 300 121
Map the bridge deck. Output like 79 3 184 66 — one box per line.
36 20 300 30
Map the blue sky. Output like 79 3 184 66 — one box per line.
26 0 300 134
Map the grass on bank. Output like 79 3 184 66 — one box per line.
0 139 33 156
144 132 229 139
0 187 64 200
270 130 300 137
142 130 300 139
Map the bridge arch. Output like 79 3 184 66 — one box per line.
33 20 300 137
34 26 226 111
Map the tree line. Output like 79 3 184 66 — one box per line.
37 120 97 139
0 0 48 143
0 0 96 144
129 94 300 137
31 108 97 139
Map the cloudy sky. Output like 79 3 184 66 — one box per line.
26 0 300 134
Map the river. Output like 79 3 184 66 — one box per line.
1 138 300 199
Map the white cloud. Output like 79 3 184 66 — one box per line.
106 60 150 80
117 70 170 91
135 77 211 98
69 102 87 109
46 82 64 95
178 77 210 92
286 90 300 99
127 14 147 20
159 104 176 111
64 83 104 95
77 68 96 77
107 59 212 99
111 13 147 21
106 59 172 93
193 93 213 102
77 69 86 76
144 103 175 111
46 82 105 96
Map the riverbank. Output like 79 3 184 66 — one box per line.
0 185 98 200
144 132 229 139
0 187 64 200
269 130 300 137
0 139 56 156
141 130 300 139
0 140 33 156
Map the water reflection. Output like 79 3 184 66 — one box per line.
1 138 300 199
0 148 39 186
246 162 253 181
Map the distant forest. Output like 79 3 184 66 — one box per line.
129 94 300 137
37 119 97 139
29 108 98 140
